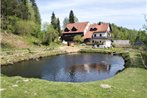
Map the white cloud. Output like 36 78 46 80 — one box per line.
36 0 146 30
38 0 145 10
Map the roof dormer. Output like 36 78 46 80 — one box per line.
71 26 77 31
64 27 70 32
90 28 97 31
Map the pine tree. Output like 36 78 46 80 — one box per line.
22 0 33 20
30 0 41 33
51 12 57 29
50 12 61 36
69 10 75 23
1 0 41 35
30 0 41 25
56 18 61 35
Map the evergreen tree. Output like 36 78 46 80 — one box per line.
51 12 57 29
56 18 61 35
110 23 142 44
63 16 78 28
30 0 41 25
1 0 21 30
1 0 41 35
50 12 61 36
21 0 34 20
30 0 41 34
69 10 75 23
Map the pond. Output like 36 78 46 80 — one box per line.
1 53 125 82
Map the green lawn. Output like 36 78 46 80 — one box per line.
1 48 147 98
141 52 147 66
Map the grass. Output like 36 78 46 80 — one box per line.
1 42 15 50
21 35 42 46
141 52 147 66
1 48 147 98
0 48 65 65
1 33 29 50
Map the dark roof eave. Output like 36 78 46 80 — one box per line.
62 32 83 34
92 37 112 39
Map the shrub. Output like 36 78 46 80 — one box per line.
42 25 58 45
73 35 83 44
15 20 36 35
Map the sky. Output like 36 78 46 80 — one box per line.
36 0 146 30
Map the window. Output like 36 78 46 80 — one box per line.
71 27 77 31
99 34 102 37
93 28 97 31
64 28 70 32
90 28 93 31
90 28 97 31
94 34 96 37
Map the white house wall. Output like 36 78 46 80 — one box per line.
104 40 111 47
107 26 110 32
84 23 90 35
92 39 111 48
94 32 108 38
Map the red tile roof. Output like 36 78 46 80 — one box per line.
83 23 109 39
94 23 109 32
83 24 96 39
63 22 89 34
62 22 110 39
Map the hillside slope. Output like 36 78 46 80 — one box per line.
1 33 41 49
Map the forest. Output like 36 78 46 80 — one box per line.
111 23 147 45
1 0 41 36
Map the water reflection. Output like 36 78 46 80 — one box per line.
1 53 125 82
68 61 110 73
67 61 111 82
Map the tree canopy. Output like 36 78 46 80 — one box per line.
68 10 78 23
63 10 79 28
1 0 41 36
69 10 75 23
110 23 147 45
50 12 61 36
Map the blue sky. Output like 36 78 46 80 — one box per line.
36 0 146 30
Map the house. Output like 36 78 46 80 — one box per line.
61 22 112 48
89 23 112 48
83 24 97 43
61 22 90 42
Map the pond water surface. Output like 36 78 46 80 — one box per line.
1 53 125 82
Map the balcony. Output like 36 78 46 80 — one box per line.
92 36 112 39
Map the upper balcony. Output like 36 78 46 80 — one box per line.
92 36 112 39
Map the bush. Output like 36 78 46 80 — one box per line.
73 35 83 44
15 20 37 35
112 43 115 47
42 25 58 45
1 16 20 33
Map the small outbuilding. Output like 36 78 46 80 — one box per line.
113 40 131 48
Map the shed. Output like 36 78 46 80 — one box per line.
113 40 131 48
